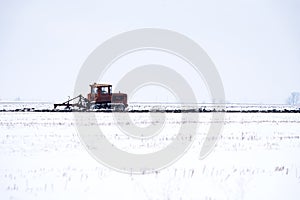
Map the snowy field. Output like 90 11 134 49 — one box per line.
0 102 299 112
0 106 300 199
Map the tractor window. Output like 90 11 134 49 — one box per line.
101 87 109 94
92 87 98 94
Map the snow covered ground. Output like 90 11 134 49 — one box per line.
0 102 53 111
0 107 300 200
0 102 299 112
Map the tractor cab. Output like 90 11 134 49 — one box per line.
88 83 112 104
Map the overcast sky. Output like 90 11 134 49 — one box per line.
0 0 299 104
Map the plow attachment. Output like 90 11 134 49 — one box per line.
54 95 90 109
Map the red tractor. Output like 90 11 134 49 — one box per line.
87 83 128 109
54 83 128 111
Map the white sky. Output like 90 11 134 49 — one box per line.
0 0 299 103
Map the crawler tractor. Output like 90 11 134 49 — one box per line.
54 83 127 111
